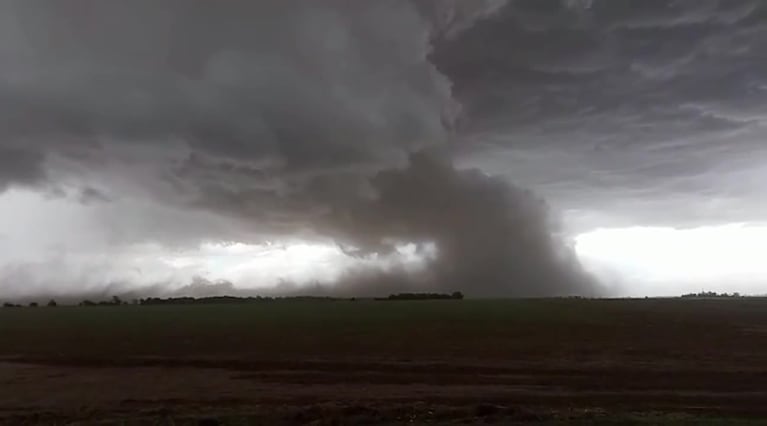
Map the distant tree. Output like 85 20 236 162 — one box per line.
681 291 745 299
47 299 58 307
28 302 38 308
378 292 464 301
112 296 123 305
3 302 16 308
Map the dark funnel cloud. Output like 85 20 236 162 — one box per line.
325 152 595 297
0 0 600 298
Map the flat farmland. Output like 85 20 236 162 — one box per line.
1 298 767 424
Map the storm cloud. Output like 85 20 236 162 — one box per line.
437 0 767 231
2 0 764 299
0 0 598 298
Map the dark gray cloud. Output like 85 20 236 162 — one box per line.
435 0 767 230
0 0 453 208
0 147 46 190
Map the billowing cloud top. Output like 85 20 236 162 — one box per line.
0 0 764 299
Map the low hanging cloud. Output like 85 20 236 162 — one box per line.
0 0 600 299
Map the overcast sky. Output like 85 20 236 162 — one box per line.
1 0 765 300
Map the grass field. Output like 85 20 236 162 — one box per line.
1 298 767 424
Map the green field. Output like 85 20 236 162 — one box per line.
1 298 765 362
1 298 767 424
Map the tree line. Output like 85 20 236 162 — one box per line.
2 292 465 308
680 291 742 299
375 292 464 301
3 300 57 308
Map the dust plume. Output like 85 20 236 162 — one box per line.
319 152 596 297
